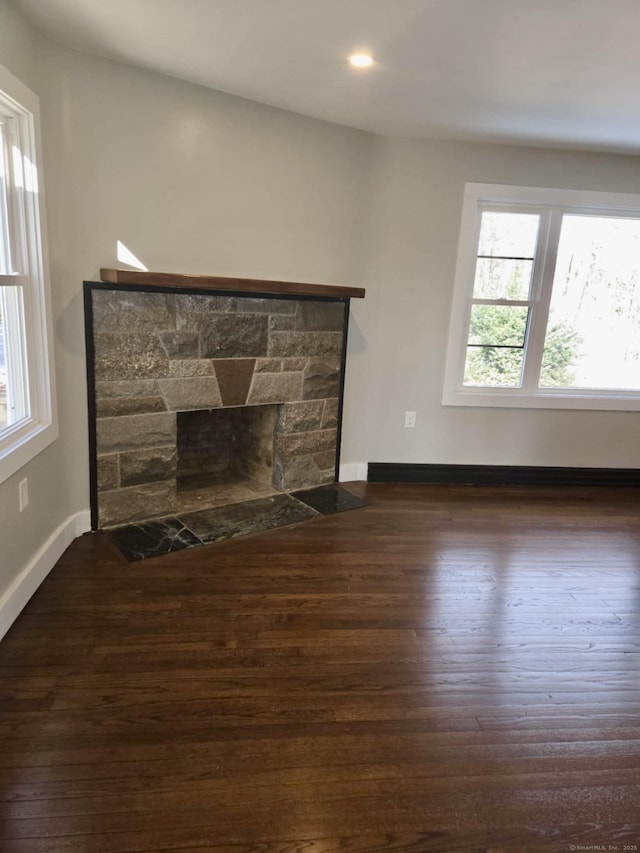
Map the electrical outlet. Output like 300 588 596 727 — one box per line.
18 478 29 512
404 411 416 428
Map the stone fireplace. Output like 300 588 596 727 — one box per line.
86 271 362 529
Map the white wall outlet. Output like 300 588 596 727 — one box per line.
18 478 29 512
404 410 416 428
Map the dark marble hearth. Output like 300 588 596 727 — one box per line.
107 486 367 562
109 517 202 562
181 493 318 544
292 484 367 515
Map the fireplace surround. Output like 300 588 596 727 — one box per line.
84 269 364 530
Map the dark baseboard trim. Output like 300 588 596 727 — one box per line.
367 463 640 487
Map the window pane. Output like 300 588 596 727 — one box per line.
468 304 529 347
477 211 539 258
0 122 12 275
473 257 534 300
0 297 5 429
0 286 29 431
464 305 529 388
474 212 539 300
540 215 640 390
464 346 524 387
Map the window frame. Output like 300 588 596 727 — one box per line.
443 182 640 411
0 63 57 484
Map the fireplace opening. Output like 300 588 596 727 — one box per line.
176 405 279 507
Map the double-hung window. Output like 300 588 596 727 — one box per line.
443 183 640 410
0 63 56 483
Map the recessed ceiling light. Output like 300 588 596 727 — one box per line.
349 53 373 68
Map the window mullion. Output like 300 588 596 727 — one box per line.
0 273 29 286
521 209 564 391
472 297 532 307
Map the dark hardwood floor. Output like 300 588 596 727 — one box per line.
1 483 640 852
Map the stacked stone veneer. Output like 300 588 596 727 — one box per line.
92 289 346 527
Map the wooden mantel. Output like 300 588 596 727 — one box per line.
99 268 365 300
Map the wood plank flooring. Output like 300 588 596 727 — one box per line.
1 482 640 852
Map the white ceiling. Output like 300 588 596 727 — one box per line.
13 0 640 153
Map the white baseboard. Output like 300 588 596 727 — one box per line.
339 462 368 482
0 509 91 642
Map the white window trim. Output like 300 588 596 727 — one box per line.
0 63 57 484
443 182 640 411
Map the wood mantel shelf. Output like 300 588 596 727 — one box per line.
99 268 365 300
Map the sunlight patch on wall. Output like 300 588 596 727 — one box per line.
116 241 148 271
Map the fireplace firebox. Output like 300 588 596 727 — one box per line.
177 405 275 492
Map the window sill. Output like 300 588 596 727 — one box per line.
442 388 640 412
0 418 59 485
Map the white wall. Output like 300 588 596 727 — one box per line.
0 1 82 627
0 2 38 85
342 136 640 469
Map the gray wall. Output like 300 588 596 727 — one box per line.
0 0 371 604
0 1 72 605
342 136 640 468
